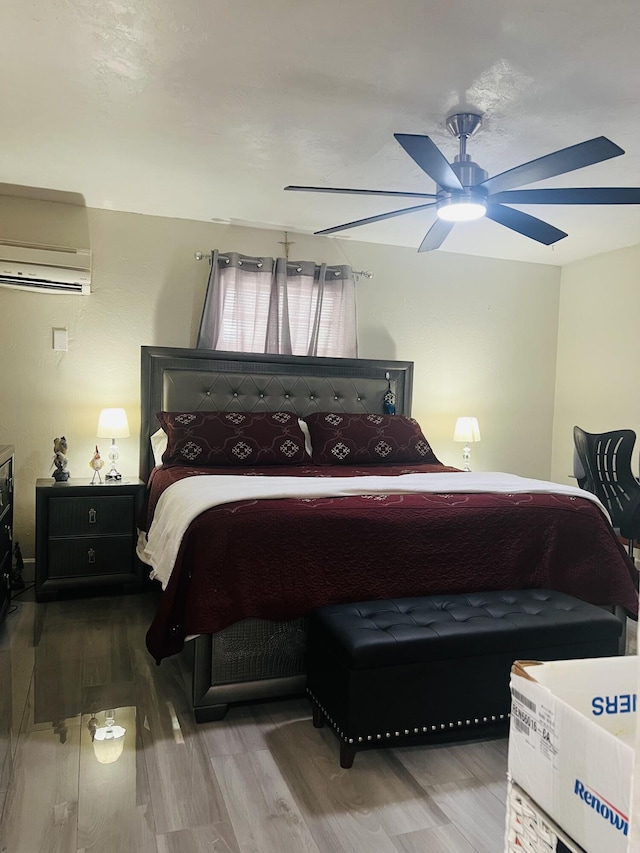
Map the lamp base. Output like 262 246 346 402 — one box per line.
104 440 122 481
462 443 471 472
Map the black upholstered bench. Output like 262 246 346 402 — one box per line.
306 589 623 767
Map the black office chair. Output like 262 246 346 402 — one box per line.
573 425 640 557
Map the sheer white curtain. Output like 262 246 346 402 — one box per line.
197 252 358 357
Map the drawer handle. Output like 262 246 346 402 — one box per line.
88 508 97 524
88 548 96 564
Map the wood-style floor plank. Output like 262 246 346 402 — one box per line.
199 704 274 759
264 717 449 851
8 590 604 852
2 600 36 753
30 620 85 731
198 697 313 760
393 741 476 788
82 618 134 689
212 749 321 852
0 721 81 853
156 823 241 853
10 647 34 747
447 737 509 792
0 651 12 798
0 597 35 653
390 823 479 853
131 645 237 837
424 778 508 853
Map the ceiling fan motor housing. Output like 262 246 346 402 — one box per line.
448 158 488 189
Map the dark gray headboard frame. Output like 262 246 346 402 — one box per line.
140 347 414 480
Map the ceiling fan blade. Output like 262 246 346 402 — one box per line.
481 137 624 195
418 219 455 252
285 185 437 199
485 204 568 245
314 202 436 236
394 134 463 192
489 187 640 205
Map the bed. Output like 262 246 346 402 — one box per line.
138 346 638 722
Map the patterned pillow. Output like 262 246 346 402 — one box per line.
157 411 308 466
303 412 440 465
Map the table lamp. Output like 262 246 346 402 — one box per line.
97 407 129 481
92 710 126 764
453 416 481 471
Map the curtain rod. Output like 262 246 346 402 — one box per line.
193 251 373 279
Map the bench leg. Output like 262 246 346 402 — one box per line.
312 704 325 728
340 742 356 769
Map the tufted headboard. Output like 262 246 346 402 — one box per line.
139 347 414 480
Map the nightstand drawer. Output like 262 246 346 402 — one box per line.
48 536 134 578
48 495 135 537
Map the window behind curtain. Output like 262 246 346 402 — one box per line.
197 252 357 358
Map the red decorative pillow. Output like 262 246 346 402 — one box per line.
303 412 440 465
157 411 308 466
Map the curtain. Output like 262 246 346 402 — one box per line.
197 252 357 358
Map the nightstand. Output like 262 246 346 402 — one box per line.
35 477 145 601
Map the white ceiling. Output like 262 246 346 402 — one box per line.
3 0 640 266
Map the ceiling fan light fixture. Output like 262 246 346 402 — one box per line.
437 196 487 222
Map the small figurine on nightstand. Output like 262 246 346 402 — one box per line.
90 445 105 484
51 436 70 481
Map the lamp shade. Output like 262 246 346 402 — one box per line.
453 416 481 443
92 723 126 764
97 408 130 439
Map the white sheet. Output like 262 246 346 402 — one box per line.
138 471 610 589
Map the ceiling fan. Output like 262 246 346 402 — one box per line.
285 113 640 252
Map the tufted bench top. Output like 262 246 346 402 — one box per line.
311 589 623 669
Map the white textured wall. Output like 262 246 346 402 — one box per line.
353 242 560 479
0 199 561 557
551 243 640 485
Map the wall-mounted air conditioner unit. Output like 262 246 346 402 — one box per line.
0 242 91 295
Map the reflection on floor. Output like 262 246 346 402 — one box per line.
0 590 636 853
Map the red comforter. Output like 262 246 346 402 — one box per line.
142 463 639 662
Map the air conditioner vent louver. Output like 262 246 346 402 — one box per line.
0 242 91 295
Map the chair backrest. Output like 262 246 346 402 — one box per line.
572 446 587 489
573 425 640 533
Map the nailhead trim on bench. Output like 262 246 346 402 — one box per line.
306 686 509 744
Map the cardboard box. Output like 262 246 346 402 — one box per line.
508 656 636 853
506 779 586 852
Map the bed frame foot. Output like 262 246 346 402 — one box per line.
194 704 229 723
